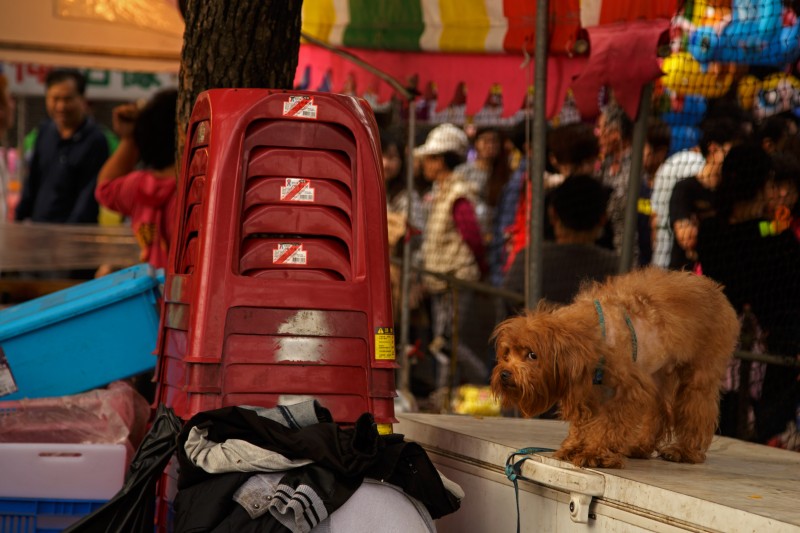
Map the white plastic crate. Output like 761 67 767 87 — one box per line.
0 442 126 500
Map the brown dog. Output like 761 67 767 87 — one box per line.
491 267 740 468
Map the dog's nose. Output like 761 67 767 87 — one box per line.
500 370 513 386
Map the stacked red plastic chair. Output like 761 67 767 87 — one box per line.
154 89 397 432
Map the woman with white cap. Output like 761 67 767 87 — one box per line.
416 123 488 387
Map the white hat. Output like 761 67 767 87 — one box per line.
413 123 469 157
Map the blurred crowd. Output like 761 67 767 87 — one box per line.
381 99 800 450
0 68 178 279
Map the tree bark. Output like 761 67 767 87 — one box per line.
177 0 303 148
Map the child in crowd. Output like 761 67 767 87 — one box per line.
416 124 488 388
95 89 178 271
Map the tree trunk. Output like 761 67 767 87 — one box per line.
177 0 303 147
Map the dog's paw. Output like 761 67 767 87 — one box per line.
553 447 578 463
560 449 625 469
627 444 657 459
658 445 706 464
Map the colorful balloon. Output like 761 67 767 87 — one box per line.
661 52 733 97
687 0 800 67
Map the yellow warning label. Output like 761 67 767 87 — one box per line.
375 327 395 360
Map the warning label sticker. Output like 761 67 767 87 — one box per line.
280 178 315 202
273 243 308 265
375 327 396 360
283 96 318 119
0 347 18 398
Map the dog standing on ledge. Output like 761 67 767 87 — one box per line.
491 267 740 468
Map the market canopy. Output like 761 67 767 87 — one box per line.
0 0 675 118
298 0 675 118
301 0 676 54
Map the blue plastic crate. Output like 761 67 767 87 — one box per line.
0 497 106 533
0 264 163 401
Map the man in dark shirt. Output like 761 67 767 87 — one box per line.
667 118 739 270
505 174 618 306
15 69 110 223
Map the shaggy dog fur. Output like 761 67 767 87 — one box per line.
491 267 740 468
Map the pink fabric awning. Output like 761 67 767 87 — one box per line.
294 18 669 120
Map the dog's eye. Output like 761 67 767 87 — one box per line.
527 351 538 360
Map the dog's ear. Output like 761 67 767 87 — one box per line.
490 316 523 359
548 328 594 386
490 318 512 346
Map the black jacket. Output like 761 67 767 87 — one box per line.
174 406 459 532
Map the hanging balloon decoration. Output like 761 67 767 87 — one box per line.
687 0 800 67
659 0 800 153
661 51 733 97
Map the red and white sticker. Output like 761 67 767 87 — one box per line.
280 178 315 202
283 96 318 119
273 243 308 265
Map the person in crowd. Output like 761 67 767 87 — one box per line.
15 69 112 224
650 145 705 269
489 122 529 288
416 123 487 388
637 119 671 266
596 104 634 256
696 143 800 445
504 174 618 306
95 89 178 270
455 126 510 235
667 117 741 270
418 123 486 290
382 129 426 256
461 126 512 293
497 121 608 304
547 121 600 189
380 129 434 396
771 135 800 240
756 112 798 154
549 122 611 243
508 121 605 262
0 73 14 221
767 152 800 236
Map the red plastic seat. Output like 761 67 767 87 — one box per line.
154 90 396 429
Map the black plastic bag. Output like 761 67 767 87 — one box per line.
64 403 183 533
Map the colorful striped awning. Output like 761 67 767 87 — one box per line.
301 0 677 55
297 1 675 119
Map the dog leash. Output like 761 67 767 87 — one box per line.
592 299 638 385
505 447 555 533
